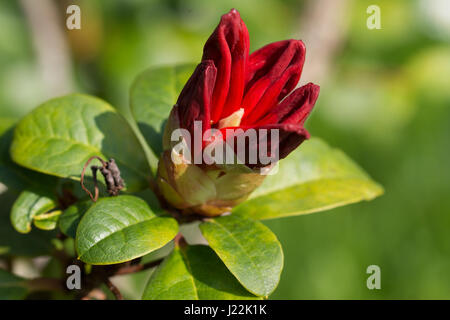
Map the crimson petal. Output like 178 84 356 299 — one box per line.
218 123 309 168
241 40 306 123
202 9 249 123
177 60 217 137
257 83 320 126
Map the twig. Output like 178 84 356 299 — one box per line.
81 156 125 202
58 188 78 210
26 277 65 292
80 156 106 202
104 279 123 300
174 233 187 247
113 259 164 276
5 257 13 272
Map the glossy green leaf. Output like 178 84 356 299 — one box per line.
60 191 164 239
233 137 384 220
200 215 283 297
0 120 56 192
0 191 55 257
142 245 260 300
0 118 14 135
10 190 58 234
0 269 28 300
59 200 92 238
33 210 62 231
10 94 150 192
130 64 195 166
75 195 178 265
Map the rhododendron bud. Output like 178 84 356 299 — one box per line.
157 9 320 216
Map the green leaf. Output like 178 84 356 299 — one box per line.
233 137 384 220
130 64 195 169
10 94 150 192
142 245 260 300
33 210 62 231
0 120 56 192
0 191 55 257
0 269 28 300
75 195 178 265
200 215 283 297
59 200 92 238
60 190 164 239
10 190 58 234
0 118 15 134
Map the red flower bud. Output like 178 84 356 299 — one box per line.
158 9 320 215
198 9 319 163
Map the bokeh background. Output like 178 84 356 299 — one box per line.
1 0 449 299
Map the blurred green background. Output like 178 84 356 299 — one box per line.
1 0 449 299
